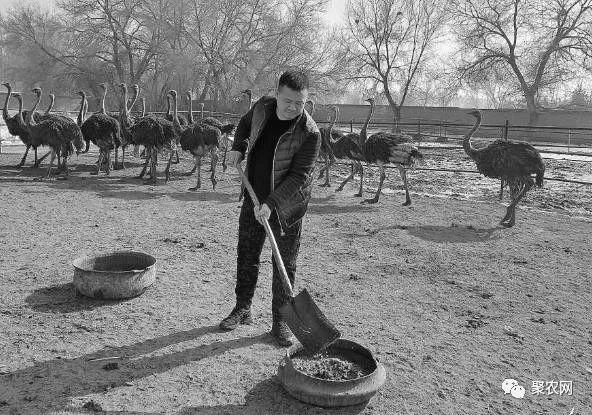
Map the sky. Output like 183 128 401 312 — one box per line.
0 0 347 22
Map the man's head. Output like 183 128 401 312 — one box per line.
276 69 309 120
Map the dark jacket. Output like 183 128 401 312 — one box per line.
232 96 321 231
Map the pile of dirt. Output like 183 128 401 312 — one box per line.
292 355 368 381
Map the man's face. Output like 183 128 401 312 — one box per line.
276 85 308 120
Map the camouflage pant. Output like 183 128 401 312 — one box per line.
235 194 302 321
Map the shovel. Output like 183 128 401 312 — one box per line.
236 164 340 354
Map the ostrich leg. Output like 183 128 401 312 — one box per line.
138 149 151 178
363 164 386 204
144 150 157 184
164 150 175 183
44 150 57 179
210 151 218 189
398 164 412 206
184 155 199 176
34 150 51 168
320 156 331 187
92 151 104 175
15 145 31 168
189 156 202 191
114 148 120 170
499 180 505 200
355 162 364 197
221 136 229 172
105 150 112 175
317 158 326 180
336 162 356 192
501 180 531 227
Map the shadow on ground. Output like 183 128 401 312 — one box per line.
24 283 127 313
405 224 503 243
0 326 278 415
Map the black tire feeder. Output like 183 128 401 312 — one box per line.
277 339 386 407
72 251 157 299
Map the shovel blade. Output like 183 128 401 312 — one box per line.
279 288 340 355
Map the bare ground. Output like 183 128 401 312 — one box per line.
0 148 591 415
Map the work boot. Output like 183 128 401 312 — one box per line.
219 305 252 331
271 320 295 347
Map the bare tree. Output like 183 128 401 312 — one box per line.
452 0 592 124
339 0 447 129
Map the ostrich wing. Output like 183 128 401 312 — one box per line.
477 140 545 179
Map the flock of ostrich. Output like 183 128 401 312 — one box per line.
2 82 546 227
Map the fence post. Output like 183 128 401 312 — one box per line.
503 120 509 140
568 129 571 154
350 119 353 133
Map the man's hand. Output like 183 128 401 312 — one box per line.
227 150 243 168
254 203 272 225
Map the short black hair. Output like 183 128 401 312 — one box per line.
278 69 310 91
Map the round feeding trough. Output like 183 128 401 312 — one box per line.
72 251 157 299
277 339 386 407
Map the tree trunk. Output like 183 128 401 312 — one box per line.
525 92 538 126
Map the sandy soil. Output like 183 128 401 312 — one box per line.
0 147 591 415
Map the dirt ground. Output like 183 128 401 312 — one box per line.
0 146 591 415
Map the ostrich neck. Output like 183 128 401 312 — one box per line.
15 96 26 131
3 85 11 122
128 89 139 114
120 87 129 122
45 95 55 115
100 88 107 114
172 95 182 134
27 93 42 126
200 105 204 119
360 102 374 145
328 109 338 144
77 95 86 126
141 99 146 117
462 116 482 160
166 95 171 116
187 96 194 124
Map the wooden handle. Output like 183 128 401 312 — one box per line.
236 164 294 298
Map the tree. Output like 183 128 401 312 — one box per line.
339 0 447 129
452 0 592 124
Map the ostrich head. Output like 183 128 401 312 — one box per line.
119 83 127 92
132 84 139 94
241 89 252 96
98 82 107 90
32 87 42 96
76 90 86 98
365 97 375 105
12 92 21 99
2 82 10 89
467 109 481 119
186 90 192 100
168 90 177 99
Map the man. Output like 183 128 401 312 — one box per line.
220 69 321 347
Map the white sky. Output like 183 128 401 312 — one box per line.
0 0 348 21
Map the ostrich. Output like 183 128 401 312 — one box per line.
119 84 176 184
30 87 83 172
178 91 224 191
114 83 139 169
187 96 234 171
463 110 545 227
15 89 84 179
78 88 121 175
318 106 365 193
359 98 423 205
2 82 49 168
317 105 350 186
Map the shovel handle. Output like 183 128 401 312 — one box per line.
236 164 295 298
